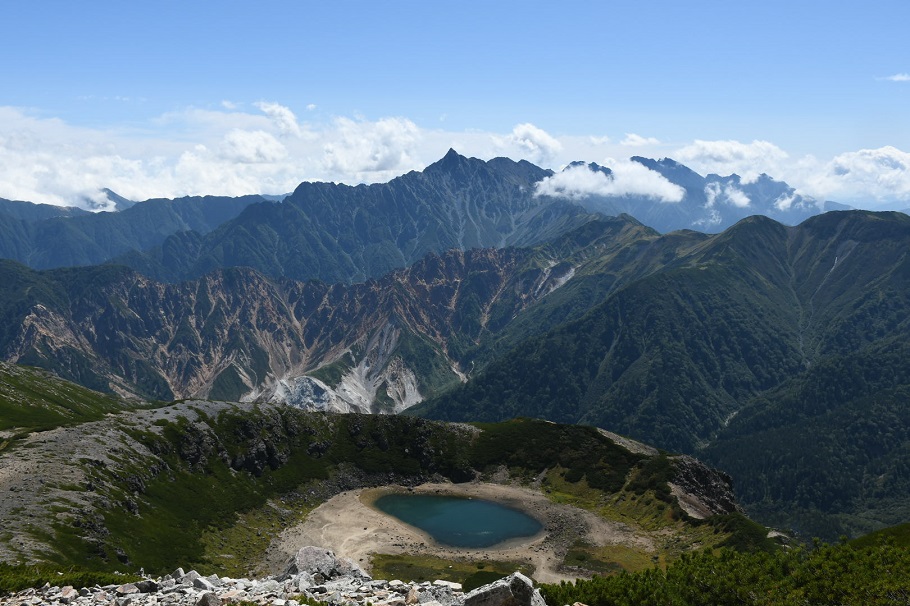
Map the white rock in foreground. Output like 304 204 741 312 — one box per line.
0 547 546 606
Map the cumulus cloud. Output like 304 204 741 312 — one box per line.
322 116 422 178
219 129 287 163
0 105 426 206
705 182 751 209
535 160 685 203
621 133 661 147
882 73 910 82
773 192 799 211
674 139 789 183
255 101 303 137
4 103 910 211
806 146 910 203
500 123 562 164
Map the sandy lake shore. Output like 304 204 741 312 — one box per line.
262 481 654 584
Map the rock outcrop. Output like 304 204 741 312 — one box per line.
0 548 546 606
669 455 741 519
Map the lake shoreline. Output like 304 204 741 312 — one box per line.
361 488 544 549
262 480 655 584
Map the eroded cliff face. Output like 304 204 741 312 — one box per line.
669 455 741 519
3 246 578 411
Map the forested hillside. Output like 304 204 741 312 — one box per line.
415 211 910 538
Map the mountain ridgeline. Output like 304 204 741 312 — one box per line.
0 151 832 286
113 150 596 283
0 193 266 270
414 210 910 538
3 210 910 540
0 215 658 409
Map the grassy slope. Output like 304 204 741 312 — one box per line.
1 395 770 582
0 362 132 435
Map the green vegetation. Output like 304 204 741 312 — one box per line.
198 495 319 578
562 543 648 575
19 411 759 577
703 343 910 540
0 564 139 595
416 211 910 541
850 522 910 549
208 365 247 401
393 330 457 396
53 410 475 573
471 420 644 492
0 362 129 434
308 355 354 387
540 541 910 606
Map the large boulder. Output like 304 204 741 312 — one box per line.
462 573 546 606
281 546 370 581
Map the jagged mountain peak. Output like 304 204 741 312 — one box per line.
564 160 612 177
99 188 136 211
425 147 476 172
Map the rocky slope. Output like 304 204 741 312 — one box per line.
0 216 657 408
0 549 541 606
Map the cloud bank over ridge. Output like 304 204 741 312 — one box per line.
535 161 685 202
1 103 909 210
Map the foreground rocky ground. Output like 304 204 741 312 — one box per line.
0 547 547 606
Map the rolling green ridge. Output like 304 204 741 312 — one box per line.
415 211 910 539
0 195 263 271
0 361 132 434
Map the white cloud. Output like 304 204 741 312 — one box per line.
500 123 562 164
883 73 910 82
806 146 910 203
621 133 660 147
535 160 685 203
254 101 303 137
773 192 798 211
674 139 789 183
2 104 910 211
306 104 317 111
322 116 422 178
219 129 287 163
705 182 751 209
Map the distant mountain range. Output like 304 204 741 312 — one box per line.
568 156 849 232
0 193 266 269
0 150 857 283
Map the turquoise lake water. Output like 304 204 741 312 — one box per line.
373 493 543 548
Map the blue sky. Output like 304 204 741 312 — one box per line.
1 0 909 208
